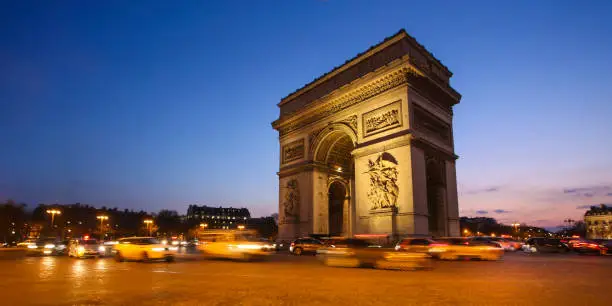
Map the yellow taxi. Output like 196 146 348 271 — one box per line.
113 237 177 262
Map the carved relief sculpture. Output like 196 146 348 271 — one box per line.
282 139 305 164
283 179 300 221
365 152 399 210
362 101 402 137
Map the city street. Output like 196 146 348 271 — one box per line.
0 251 610 305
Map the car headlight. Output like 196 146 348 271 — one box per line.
27 245 38 249
78 246 85 252
98 246 106 252
169 246 178 251
44 244 55 249
152 247 165 252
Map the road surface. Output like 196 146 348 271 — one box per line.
0 251 610 305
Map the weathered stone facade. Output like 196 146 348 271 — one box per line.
272 29 462 241
585 204 612 239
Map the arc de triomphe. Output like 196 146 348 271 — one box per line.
272 29 462 241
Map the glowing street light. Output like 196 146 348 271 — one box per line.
199 223 208 229
237 225 245 230
144 219 153 236
97 215 109 239
46 209 61 227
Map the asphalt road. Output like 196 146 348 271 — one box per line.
0 251 610 305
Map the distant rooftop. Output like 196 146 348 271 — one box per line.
585 204 612 216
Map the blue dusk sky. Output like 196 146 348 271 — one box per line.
1 1 611 228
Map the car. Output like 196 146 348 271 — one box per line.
113 237 176 262
430 237 504 260
68 238 106 258
394 237 441 253
289 238 324 255
573 240 608 255
196 230 273 261
522 238 569 253
316 238 430 270
489 237 522 251
26 238 67 256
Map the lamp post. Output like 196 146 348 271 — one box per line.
97 215 108 240
46 209 61 228
144 219 153 236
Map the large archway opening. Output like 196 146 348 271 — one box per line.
328 181 346 236
313 127 356 236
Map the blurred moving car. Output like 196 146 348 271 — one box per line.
522 238 569 253
430 237 504 260
573 240 608 255
394 237 440 253
113 237 176 262
68 238 105 258
17 239 37 248
289 238 324 255
490 237 522 251
317 238 430 270
196 230 273 261
26 238 67 256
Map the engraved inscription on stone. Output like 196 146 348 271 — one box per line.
282 139 305 164
362 101 402 137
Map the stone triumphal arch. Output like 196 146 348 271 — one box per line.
272 29 462 241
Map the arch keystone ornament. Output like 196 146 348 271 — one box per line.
272 29 462 240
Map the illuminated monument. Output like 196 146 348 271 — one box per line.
272 30 462 240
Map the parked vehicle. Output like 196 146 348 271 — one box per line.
522 238 569 253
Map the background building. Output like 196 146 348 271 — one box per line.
185 205 250 229
585 204 612 239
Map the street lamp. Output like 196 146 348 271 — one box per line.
144 219 153 236
199 223 208 229
46 209 61 228
97 215 109 239
237 225 245 230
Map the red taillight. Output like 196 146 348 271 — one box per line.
290 242 295 247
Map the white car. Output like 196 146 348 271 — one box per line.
68 238 105 258
113 237 177 262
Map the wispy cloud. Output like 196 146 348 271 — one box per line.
563 185 611 198
607 193 612 197
463 186 500 195
475 210 488 214
576 204 593 209
493 209 511 214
